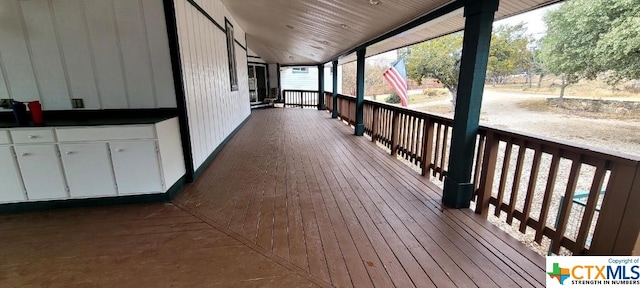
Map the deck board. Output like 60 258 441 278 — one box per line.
0 203 321 287
1 108 546 287
174 108 546 288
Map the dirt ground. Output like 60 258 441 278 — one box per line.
407 90 640 255
412 90 640 157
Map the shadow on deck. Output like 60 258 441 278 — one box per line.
1 108 545 287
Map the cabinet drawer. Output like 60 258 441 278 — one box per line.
0 130 10 145
56 126 155 142
11 129 55 144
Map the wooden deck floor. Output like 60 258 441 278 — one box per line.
1 108 545 287
0 203 318 287
175 109 545 288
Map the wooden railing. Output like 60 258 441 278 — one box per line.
283 89 318 108
324 92 640 256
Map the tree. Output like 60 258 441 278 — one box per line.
405 32 463 109
341 61 394 98
405 24 532 110
487 23 533 86
540 0 640 105
530 44 547 89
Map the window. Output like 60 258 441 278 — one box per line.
292 67 308 74
225 19 238 91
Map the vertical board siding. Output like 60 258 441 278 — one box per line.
52 0 101 109
141 0 176 108
113 0 156 108
0 1 40 102
20 0 71 110
84 0 128 109
175 0 251 170
0 0 175 110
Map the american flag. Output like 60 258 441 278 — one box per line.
383 59 409 107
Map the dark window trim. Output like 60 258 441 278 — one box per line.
292 67 309 74
225 18 239 91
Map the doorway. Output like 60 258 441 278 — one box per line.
248 63 268 104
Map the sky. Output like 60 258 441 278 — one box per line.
494 4 560 39
369 3 561 62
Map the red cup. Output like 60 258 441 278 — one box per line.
28 101 44 125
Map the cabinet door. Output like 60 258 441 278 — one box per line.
14 145 68 200
0 147 26 203
59 143 117 198
109 141 163 195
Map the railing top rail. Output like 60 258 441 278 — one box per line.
479 124 640 164
283 89 319 93
334 92 640 164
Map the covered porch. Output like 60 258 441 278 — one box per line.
2 108 545 287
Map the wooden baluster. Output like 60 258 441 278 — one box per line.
439 125 450 181
535 149 561 244
519 144 543 233
390 110 400 156
575 160 607 253
421 118 434 177
409 116 419 164
551 156 581 254
400 114 407 158
384 109 390 146
473 134 486 193
507 140 527 225
476 131 499 217
411 117 419 164
590 162 640 255
495 138 513 217
371 106 379 142
404 116 410 159
433 123 442 178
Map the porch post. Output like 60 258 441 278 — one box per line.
276 63 282 102
332 60 339 118
318 64 325 110
354 48 366 136
442 0 498 208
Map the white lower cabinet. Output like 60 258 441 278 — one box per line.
14 145 68 200
110 141 163 195
59 143 117 198
0 118 185 204
0 146 26 203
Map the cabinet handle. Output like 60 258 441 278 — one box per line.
28 135 39 139
65 151 75 155
20 153 30 157
115 148 124 152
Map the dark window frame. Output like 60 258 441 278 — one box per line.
225 18 239 91
292 67 309 74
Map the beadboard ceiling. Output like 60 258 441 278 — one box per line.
221 0 561 65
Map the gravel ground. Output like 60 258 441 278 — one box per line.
406 91 640 255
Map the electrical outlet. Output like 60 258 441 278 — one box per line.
71 98 84 109
0 99 11 109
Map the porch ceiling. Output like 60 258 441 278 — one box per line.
222 0 561 65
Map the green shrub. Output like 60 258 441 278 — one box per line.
385 93 401 104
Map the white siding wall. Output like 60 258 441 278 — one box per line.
281 67 343 93
268 64 279 93
0 0 176 110
247 48 266 64
174 0 251 171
